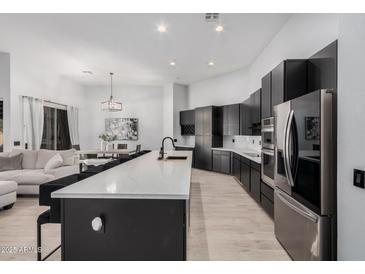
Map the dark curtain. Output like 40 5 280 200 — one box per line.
41 107 71 150
57 109 72 150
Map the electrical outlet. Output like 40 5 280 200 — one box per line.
354 169 365 189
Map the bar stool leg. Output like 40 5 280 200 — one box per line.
37 222 41 261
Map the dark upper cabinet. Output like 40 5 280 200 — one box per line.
195 106 222 136
223 104 240 136
180 110 195 136
179 110 195 125
261 72 272 119
240 99 251 135
307 40 337 92
261 60 307 119
271 60 308 108
250 89 261 136
194 107 204 135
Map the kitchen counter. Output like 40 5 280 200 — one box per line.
175 144 195 148
212 147 261 164
53 150 192 260
52 150 193 200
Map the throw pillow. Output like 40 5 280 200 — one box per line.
0 154 23 172
58 149 77 166
10 148 38 169
44 153 63 173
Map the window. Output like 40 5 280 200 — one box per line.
0 100 3 152
41 103 71 150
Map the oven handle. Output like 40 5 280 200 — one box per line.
262 148 274 156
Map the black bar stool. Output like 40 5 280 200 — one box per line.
37 210 61 261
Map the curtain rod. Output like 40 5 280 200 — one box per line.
21 95 79 109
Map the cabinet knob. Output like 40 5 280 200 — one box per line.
91 217 103 232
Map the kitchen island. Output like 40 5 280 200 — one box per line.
52 150 192 261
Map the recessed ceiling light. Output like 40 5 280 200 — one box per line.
157 24 167 33
208 61 215 67
215 25 224 32
82 70 93 75
169 61 176 66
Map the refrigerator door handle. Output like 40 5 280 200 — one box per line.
276 190 318 223
284 110 295 187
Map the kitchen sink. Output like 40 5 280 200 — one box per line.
165 156 188 160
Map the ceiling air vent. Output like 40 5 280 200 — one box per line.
205 13 219 22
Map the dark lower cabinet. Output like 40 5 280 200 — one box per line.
212 150 231 174
261 194 274 219
240 162 250 192
61 198 186 260
250 166 261 203
232 154 241 181
260 182 274 219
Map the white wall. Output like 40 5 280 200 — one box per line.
0 53 11 151
249 14 340 91
337 14 365 260
173 83 190 144
80 84 164 151
188 67 251 109
187 14 340 110
10 70 86 146
162 83 174 138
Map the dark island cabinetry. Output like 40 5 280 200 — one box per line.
61 198 187 261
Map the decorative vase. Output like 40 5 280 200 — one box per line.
106 142 111 152
100 140 105 151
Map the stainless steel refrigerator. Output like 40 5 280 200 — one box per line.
273 89 336 260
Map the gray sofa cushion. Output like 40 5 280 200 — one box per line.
0 154 23 172
9 148 38 169
36 149 77 168
0 169 54 185
35 149 58 169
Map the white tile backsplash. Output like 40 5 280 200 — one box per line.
223 135 262 152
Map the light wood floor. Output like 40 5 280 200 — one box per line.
0 168 290 261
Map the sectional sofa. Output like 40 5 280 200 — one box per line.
0 148 79 195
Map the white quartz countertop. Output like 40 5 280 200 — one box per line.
52 151 192 200
212 147 262 164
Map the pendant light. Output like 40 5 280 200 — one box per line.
101 72 122 112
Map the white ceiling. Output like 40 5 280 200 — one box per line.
0 13 291 86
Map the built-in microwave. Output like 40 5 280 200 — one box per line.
261 117 275 150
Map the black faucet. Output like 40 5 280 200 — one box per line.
158 137 177 160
